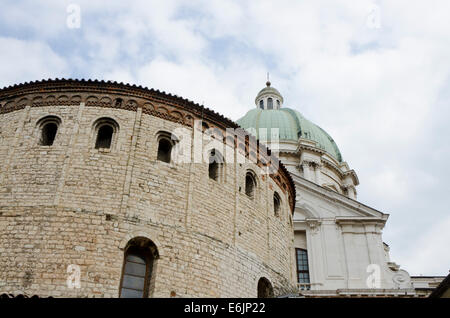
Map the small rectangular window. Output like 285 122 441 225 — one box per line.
296 248 310 289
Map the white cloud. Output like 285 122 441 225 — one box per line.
136 56 268 120
397 215 450 275
0 37 68 87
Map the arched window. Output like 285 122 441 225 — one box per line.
120 238 158 298
295 248 310 290
208 149 223 181
37 116 61 146
93 118 119 150
40 123 58 146
276 100 280 107
273 192 281 217
95 125 113 149
245 172 256 198
259 100 264 109
157 138 172 163
156 131 177 163
257 277 273 298
267 98 273 110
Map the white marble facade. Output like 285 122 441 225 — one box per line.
290 172 413 294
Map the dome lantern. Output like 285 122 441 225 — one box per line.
255 80 284 110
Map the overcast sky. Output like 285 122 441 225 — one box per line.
0 0 449 276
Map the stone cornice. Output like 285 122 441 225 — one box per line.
0 78 237 130
343 169 359 186
296 143 325 157
292 146 359 187
321 157 345 178
291 173 387 219
335 216 387 230
321 158 359 187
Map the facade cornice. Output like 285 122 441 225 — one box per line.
296 148 358 184
292 173 387 219
343 169 359 186
278 149 298 156
321 157 345 178
296 143 325 157
335 216 387 232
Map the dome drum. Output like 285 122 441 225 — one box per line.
238 82 359 199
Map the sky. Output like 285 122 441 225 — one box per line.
0 0 449 276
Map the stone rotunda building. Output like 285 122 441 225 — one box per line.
0 79 437 298
0 79 296 298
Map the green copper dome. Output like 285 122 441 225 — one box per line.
237 107 343 162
